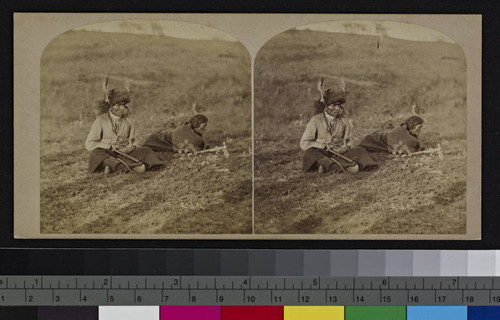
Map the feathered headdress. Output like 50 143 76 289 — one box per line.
317 77 348 106
102 77 131 106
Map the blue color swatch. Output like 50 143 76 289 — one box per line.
468 306 500 319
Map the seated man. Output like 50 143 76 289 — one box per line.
355 115 424 154
300 80 377 174
85 80 164 174
140 114 208 153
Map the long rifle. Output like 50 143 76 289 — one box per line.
111 146 142 163
326 148 357 174
108 146 145 174
326 148 356 163
407 145 442 157
191 142 227 155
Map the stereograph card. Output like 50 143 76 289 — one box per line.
13 13 481 240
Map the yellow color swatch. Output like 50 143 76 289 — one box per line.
284 306 344 320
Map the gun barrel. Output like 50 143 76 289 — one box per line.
193 146 227 154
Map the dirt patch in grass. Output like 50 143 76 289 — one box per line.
433 181 467 205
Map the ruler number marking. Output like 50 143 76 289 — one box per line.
3 276 500 305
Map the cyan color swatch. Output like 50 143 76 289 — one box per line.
407 306 467 320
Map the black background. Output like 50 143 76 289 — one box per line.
1 1 499 274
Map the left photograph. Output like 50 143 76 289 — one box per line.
39 20 252 235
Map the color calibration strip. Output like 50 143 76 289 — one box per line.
2 250 500 276
2 306 500 320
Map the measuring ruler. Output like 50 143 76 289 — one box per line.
1 276 500 306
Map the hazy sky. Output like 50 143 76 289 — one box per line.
75 20 238 42
297 20 455 43
75 19 455 44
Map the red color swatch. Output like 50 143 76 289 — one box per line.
222 306 283 320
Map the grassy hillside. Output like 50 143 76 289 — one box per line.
254 29 467 235
40 30 252 234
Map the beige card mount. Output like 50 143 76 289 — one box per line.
14 14 481 239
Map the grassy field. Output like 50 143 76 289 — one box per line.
254 30 467 235
40 30 252 234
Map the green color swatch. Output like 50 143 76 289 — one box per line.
346 306 406 320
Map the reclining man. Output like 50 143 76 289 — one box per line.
140 114 208 153
354 115 425 154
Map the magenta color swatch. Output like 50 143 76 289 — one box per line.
161 306 221 320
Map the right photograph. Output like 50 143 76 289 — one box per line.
254 20 468 237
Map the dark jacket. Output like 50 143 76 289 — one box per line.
141 123 205 153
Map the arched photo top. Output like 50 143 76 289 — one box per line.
295 20 458 44
40 18 251 123
74 19 241 42
254 18 466 122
